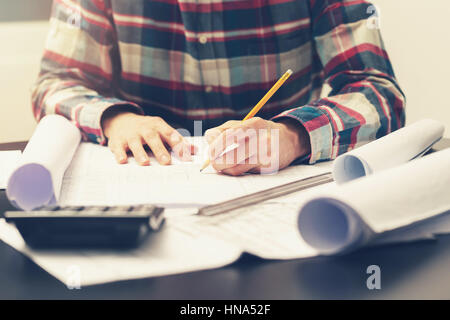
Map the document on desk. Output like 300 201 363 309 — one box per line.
5 115 331 210
1 177 450 286
58 138 332 207
0 218 243 285
1 115 450 286
0 115 335 286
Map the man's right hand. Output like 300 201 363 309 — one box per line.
102 111 195 166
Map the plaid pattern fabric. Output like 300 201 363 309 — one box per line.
32 0 405 163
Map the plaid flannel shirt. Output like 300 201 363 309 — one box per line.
32 0 405 163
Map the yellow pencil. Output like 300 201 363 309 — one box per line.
200 69 293 171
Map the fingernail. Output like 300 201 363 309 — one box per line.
161 155 169 163
171 135 181 143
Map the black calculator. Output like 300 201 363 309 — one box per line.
4 205 165 248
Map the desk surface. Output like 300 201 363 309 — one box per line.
1 139 450 299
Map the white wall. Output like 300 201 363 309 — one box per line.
0 1 449 143
0 21 48 142
371 0 450 136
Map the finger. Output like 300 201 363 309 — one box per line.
127 138 150 166
169 133 192 161
211 143 259 171
143 134 171 165
205 120 240 144
108 139 128 164
209 126 253 162
221 155 259 176
221 165 255 176
209 129 236 160
159 126 194 160
205 128 222 145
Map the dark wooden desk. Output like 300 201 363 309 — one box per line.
1 139 450 299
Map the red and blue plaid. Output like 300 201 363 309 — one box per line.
32 0 405 163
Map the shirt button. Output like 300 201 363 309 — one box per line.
199 35 208 44
205 86 213 93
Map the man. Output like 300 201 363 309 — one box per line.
32 0 405 176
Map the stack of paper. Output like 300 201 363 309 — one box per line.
299 148 450 255
0 116 448 287
332 119 444 184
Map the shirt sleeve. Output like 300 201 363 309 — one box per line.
272 0 406 164
31 0 143 145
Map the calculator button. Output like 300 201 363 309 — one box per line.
107 206 134 213
59 206 85 211
84 206 109 212
81 206 109 215
131 205 154 216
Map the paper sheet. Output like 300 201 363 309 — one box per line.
58 139 332 207
170 180 336 260
2 167 450 285
6 115 81 210
165 170 450 261
0 150 21 189
332 119 445 184
298 148 450 255
3 178 448 286
1 115 449 286
0 121 335 286
0 219 242 286
5 114 332 209
173 203 319 260
371 211 450 246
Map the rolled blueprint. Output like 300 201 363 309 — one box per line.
298 147 450 255
7 115 81 210
333 119 445 184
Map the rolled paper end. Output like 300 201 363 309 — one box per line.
332 154 371 185
6 163 55 211
298 197 365 255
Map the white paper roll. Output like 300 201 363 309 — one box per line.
333 119 445 184
6 115 81 210
299 148 450 255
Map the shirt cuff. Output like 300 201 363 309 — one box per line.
272 106 334 164
73 98 143 145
